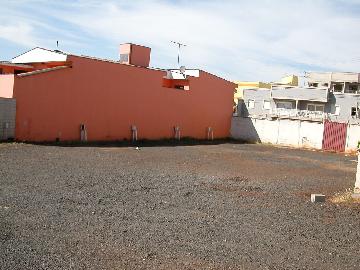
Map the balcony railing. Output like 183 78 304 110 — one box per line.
272 108 326 119
273 108 325 119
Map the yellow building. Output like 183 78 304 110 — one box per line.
233 81 271 104
233 75 298 104
276 75 298 86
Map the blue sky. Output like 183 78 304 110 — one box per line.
1 0 360 82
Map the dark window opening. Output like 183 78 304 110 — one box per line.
323 83 328 87
309 83 318 87
333 83 343 92
162 77 190 90
349 84 359 93
14 69 25 75
0 68 3 74
351 107 357 116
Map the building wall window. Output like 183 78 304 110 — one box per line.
348 83 359 93
351 107 358 117
334 105 340 116
276 101 293 109
263 100 271 110
307 104 324 112
120 54 129 63
333 83 343 92
247 99 255 109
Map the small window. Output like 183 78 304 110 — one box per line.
333 83 343 92
323 83 329 87
335 105 340 116
263 100 271 110
309 83 318 87
316 105 324 112
276 101 293 109
349 84 359 93
307 104 315 111
307 104 324 112
0 68 3 74
120 54 129 63
351 107 357 116
247 99 255 109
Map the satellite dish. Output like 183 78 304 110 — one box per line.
179 66 186 79
180 66 186 74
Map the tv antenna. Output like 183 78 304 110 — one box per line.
171 41 187 67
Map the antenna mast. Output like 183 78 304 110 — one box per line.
171 41 187 68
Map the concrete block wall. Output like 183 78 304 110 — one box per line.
231 116 360 152
231 117 324 150
346 124 360 152
299 121 324 149
0 98 16 140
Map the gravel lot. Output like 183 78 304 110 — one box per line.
1 142 360 269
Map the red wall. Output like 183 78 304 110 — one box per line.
13 55 234 142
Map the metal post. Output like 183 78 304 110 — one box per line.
171 41 187 68
177 44 180 67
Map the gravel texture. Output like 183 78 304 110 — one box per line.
1 142 360 269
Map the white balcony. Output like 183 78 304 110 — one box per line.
270 108 327 120
271 87 329 102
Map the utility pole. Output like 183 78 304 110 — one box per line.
171 41 187 68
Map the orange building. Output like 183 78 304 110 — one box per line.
0 44 235 142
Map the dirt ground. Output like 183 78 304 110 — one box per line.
1 142 360 269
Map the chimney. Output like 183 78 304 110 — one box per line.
119 43 151 68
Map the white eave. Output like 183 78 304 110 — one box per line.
11 47 68 64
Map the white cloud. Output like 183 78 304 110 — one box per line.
1 0 360 81
0 23 37 47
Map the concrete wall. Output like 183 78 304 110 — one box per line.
231 116 360 152
231 117 324 150
307 72 360 83
13 55 235 142
0 98 16 140
346 124 360 152
243 89 273 116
